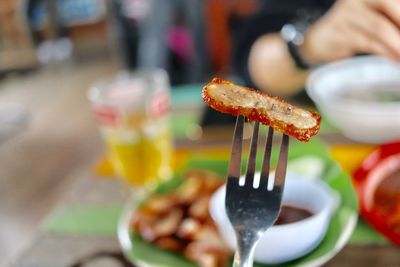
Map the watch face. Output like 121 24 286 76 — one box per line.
281 24 304 45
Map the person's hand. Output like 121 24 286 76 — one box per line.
301 0 400 64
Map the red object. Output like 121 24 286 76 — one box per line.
94 105 120 127
150 91 170 119
353 141 400 246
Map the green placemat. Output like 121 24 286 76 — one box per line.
319 117 338 133
171 112 200 139
350 218 388 244
43 204 122 236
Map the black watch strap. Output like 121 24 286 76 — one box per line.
282 8 324 70
287 40 310 70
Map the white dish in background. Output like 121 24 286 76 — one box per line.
306 56 400 144
209 172 339 265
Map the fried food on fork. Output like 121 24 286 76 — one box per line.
202 78 321 142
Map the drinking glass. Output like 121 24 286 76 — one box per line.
88 69 173 188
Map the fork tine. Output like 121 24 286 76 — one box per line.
260 127 274 187
274 134 289 188
245 122 259 187
228 116 244 180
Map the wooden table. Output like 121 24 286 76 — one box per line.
0 60 117 266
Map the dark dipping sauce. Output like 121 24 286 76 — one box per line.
275 205 313 225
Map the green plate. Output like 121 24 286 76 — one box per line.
118 139 358 267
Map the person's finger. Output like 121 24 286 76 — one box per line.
367 0 400 28
346 4 400 59
350 28 397 59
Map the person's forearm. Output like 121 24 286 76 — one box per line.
248 33 310 97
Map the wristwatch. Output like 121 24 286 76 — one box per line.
281 23 311 70
281 9 322 70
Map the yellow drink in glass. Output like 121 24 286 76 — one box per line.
104 120 172 186
89 69 173 188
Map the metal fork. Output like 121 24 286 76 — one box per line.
225 115 289 267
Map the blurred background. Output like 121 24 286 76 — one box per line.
2 1 400 267
0 0 261 265
0 0 260 83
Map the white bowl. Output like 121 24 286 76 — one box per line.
209 173 339 265
306 56 400 144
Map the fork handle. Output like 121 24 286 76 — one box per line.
232 230 260 267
